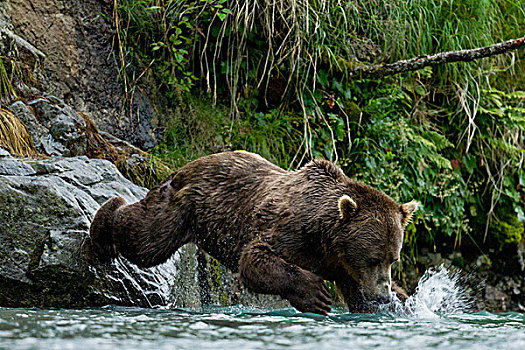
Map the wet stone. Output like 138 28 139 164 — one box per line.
25 98 87 157
0 155 288 310
0 147 9 157
0 156 183 308
0 158 36 176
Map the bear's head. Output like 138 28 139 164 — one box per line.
326 186 418 311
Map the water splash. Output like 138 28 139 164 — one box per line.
384 264 471 318
105 244 200 308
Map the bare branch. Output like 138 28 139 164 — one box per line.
350 36 525 78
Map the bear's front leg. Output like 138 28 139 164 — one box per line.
239 239 331 315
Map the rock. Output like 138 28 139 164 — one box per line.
27 98 88 156
518 241 525 272
484 285 510 312
0 157 34 176
417 250 443 268
0 156 198 308
8 101 49 152
7 98 171 189
196 251 289 309
0 1 10 30
8 94 170 186
4 0 168 149
0 156 288 309
8 98 89 157
0 148 10 157
0 28 45 61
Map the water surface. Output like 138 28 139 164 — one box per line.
1 267 524 349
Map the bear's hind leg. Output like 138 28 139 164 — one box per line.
112 199 193 268
90 187 194 268
89 197 127 263
239 239 332 315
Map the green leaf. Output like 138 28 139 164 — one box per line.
422 130 453 150
479 106 505 117
414 85 426 96
509 91 525 100
463 155 477 175
317 69 329 87
335 118 345 141
519 171 525 187
333 79 344 94
217 12 227 21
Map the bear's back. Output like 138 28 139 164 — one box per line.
168 151 289 268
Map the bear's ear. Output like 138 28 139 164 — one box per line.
400 200 419 226
338 195 357 219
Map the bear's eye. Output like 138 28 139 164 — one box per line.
366 258 381 267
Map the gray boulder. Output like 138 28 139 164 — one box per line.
0 155 289 309
0 147 11 158
0 156 199 308
8 98 90 157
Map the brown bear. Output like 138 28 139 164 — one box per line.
90 151 417 315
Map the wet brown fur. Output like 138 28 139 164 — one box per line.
90 151 416 314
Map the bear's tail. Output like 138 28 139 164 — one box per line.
89 197 127 264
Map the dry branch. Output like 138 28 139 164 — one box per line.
351 36 525 78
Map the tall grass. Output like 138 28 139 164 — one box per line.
0 57 17 105
185 0 518 97
115 0 523 154
0 109 36 157
116 0 525 251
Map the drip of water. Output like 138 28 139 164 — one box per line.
108 245 200 308
385 264 471 318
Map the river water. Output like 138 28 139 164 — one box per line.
1 267 524 350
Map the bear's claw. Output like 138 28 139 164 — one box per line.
286 272 332 315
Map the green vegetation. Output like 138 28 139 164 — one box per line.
114 0 524 271
0 57 17 104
